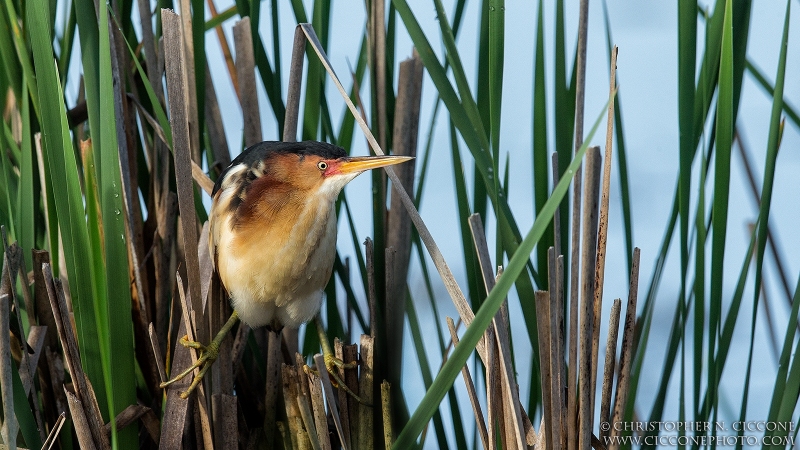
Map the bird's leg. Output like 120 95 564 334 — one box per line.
307 315 371 406
160 310 240 399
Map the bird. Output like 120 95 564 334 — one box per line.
160 140 412 398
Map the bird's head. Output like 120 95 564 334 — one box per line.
212 141 412 226
264 143 414 202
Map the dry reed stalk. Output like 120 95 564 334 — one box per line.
468 215 528 447
569 0 591 445
3 243 46 440
359 334 375 450
282 363 306 450
341 343 362 447
142 409 163 443
45 349 68 438
147 322 167 383
23 326 48 442
447 317 489 450
578 147 602 449
548 247 564 450
384 245 396 353
234 17 262 147
573 0 590 152
10 256 33 348
211 393 237 449
365 238 377 339
162 9 206 347
32 250 57 352
536 290 554 450
567 185 580 450
0 291 14 448
176 277 213 450
136 0 160 95
466 214 492 358
41 412 66 450
386 54 423 403
198 224 214 316
599 298 621 440
42 264 109 450
209 269 234 436
264 331 283 448
154 192 177 364
176 0 199 165
551 153 562 257
283 26 306 142
591 46 619 430
313 353 349 450
565 178 578 450
368 0 388 150
84 379 108 449
206 0 238 96
29 250 61 434
104 404 152 436
381 381 393 449
23 326 45 397
204 63 232 173
334 340 354 449
557 255 566 449
298 392 322 450
609 248 640 449
64 388 98 450
498 297 524 450
159 320 193 448
485 324 500 450
307 366 332 450
568 6 590 447
164 286 190 438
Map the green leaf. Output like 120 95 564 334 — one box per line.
406 295 451 450
15 77 34 270
677 1 697 415
394 99 609 448
28 0 108 417
98 3 137 444
746 60 800 129
533 0 549 282
738 0 790 437
706 0 734 420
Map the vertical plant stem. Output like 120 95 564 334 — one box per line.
536 290 553 450
579 146 601 447
447 317 489 450
178 0 200 164
591 46 618 435
610 248 640 448
234 17 262 147
0 289 15 448
382 381 393 450
162 9 205 345
569 9 591 440
284 26 306 142
548 247 563 450
599 298 621 440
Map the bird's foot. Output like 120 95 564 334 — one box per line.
159 311 239 399
304 354 371 406
160 336 220 399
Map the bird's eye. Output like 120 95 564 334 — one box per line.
317 161 328 171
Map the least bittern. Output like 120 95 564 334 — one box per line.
161 140 411 398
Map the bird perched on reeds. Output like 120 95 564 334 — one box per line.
161 140 412 398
